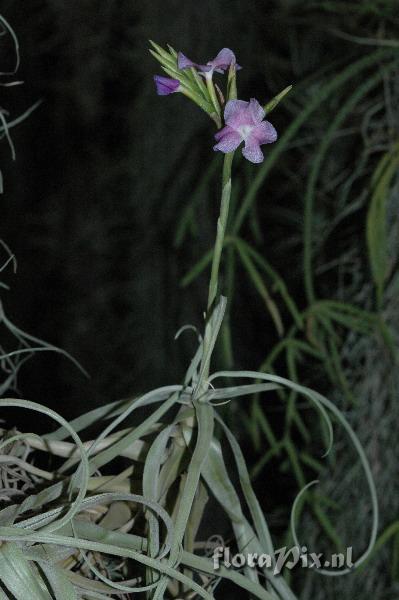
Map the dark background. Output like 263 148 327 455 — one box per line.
0 2 398 598
0 0 342 415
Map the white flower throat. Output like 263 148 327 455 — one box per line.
238 124 253 139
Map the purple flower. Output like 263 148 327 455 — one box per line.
154 75 180 96
213 98 277 163
177 48 241 75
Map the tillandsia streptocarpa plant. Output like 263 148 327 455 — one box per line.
0 34 379 600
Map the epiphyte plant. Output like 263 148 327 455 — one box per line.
0 34 380 600
147 41 378 597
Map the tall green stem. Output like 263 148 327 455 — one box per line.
207 152 234 311
195 152 234 389
164 153 234 599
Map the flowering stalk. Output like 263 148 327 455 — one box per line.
195 151 234 394
150 44 288 392
207 151 233 312
199 63 240 391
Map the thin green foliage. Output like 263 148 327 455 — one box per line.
366 142 399 309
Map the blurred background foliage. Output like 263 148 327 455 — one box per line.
0 0 398 598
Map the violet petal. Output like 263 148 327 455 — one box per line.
224 99 249 124
177 52 197 70
242 137 264 163
154 75 180 96
178 51 210 72
248 98 265 124
252 121 278 144
209 48 241 72
178 48 239 74
213 126 242 153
